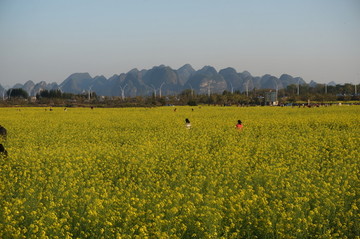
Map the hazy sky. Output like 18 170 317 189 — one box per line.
0 0 359 87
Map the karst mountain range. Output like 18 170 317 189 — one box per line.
2 64 319 97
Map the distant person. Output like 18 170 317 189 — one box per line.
235 120 243 130
185 118 191 129
0 144 7 157
0 125 7 140
174 108 177 112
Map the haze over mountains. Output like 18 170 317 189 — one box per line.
1 64 315 97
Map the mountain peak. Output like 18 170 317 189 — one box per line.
199 66 217 75
219 67 237 75
67 72 92 80
178 64 194 71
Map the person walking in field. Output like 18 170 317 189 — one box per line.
185 118 191 129
0 125 8 158
0 144 7 158
0 125 7 140
235 120 243 130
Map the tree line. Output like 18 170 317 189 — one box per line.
1 83 359 107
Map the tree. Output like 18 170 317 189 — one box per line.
37 89 61 98
7 88 28 99
187 100 197 106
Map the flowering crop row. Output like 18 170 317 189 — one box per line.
0 106 359 238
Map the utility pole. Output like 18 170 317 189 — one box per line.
354 76 358 95
151 85 157 98
246 80 250 97
119 84 128 100
297 78 300 95
188 83 194 98
273 79 278 102
207 82 211 97
151 82 165 98
325 83 327 94
159 82 165 98
1 88 6 100
229 82 234 94
8 88 13 99
37 88 43 97
88 86 93 100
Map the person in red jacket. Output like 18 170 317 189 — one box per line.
235 120 243 130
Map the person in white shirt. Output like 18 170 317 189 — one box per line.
185 118 191 129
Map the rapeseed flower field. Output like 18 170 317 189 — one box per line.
0 106 359 238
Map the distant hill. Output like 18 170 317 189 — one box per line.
1 64 313 97
60 73 93 94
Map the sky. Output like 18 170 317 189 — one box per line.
0 0 359 87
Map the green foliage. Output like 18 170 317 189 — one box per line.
187 100 197 106
7 88 28 98
37 89 63 98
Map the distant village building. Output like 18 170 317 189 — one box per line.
265 91 278 106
